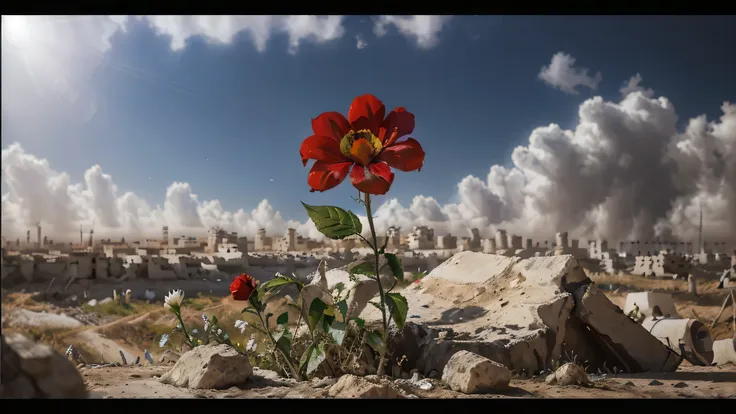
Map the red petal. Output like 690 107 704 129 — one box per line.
311 112 350 141
348 94 385 136
308 161 353 192
377 138 425 172
350 162 394 195
379 107 415 146
300 135 349 166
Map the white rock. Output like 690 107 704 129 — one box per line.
551 363 591 386
328 374 405 399
87 299 98 307
159 344 252 389
5 309 83 330
441 350 511 394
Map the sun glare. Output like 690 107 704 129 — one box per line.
2 15 34 46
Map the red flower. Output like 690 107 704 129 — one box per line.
230 273 258 301
300 94 425 195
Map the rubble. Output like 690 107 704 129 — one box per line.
158 350 180 364
327 374 406 398
441 350 512 393
159 343 252 389
711 338 736 366
1 333 88 398
623 292 680 319
5 308 84 329
570 284 681 372
640 317 714 366
331 252 681 376
545 363 591 386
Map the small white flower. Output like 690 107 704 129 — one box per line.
163 290 184 310
217 328 223 336
191 329 199 335
246 338 257 352
234 320 249 334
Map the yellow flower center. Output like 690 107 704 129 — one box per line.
340 129 383 166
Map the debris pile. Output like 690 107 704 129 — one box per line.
328 252 681 377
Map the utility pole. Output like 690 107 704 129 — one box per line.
698 199 703 254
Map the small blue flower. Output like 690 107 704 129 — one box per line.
159 334 169 348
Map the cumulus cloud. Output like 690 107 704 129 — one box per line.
1 143 300 241
373 15 452 49
354 81 736 245
620 73 654 98
539 52 603 95
356 35 367 50
3 81 735 245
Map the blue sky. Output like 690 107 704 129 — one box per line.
2 15 735 241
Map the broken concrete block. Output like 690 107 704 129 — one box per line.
712 338 736 366
623 292 679 319
641 317 714 366
1 333 88 398
327 374 405 398
159 344 252 389
351 253 586 375
571 285 681 372
441 350 511 393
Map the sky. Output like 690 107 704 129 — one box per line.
1 15 735 244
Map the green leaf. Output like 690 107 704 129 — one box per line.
332 282 346 296
349 261 375 276
241 307 259 316
306 343 327 376
265 312 274 328
328 321 346 345
301 202 362 240
277 312 289 325
378 247 385 255
273 326 292 357
351 317 366 329
336 299 348 319
384 253 404 282
369 301 383 312
386 293 409 330
261 276 303 292
299 343 315 374
307 298 328 332
211 315 218 325
365 330 385 354
249 288 265 312
322 314 335 332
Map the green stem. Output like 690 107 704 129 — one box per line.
364 193 389 376
257 311 301 380
175 310 194 348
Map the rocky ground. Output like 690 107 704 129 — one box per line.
79 364 736 399
2 267 735 399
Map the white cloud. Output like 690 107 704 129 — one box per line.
1 15 348 127
356 35 367 50
3 87 735 245
373 15 452 49
1 143 300 241
352 83 736 245
539 52 603 95
620 73 654 98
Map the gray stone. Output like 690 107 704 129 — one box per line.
441 350 512 394
159 344 252 389
1 333 88 398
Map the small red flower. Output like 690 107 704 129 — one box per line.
300 94 425 195
230 273 258 301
